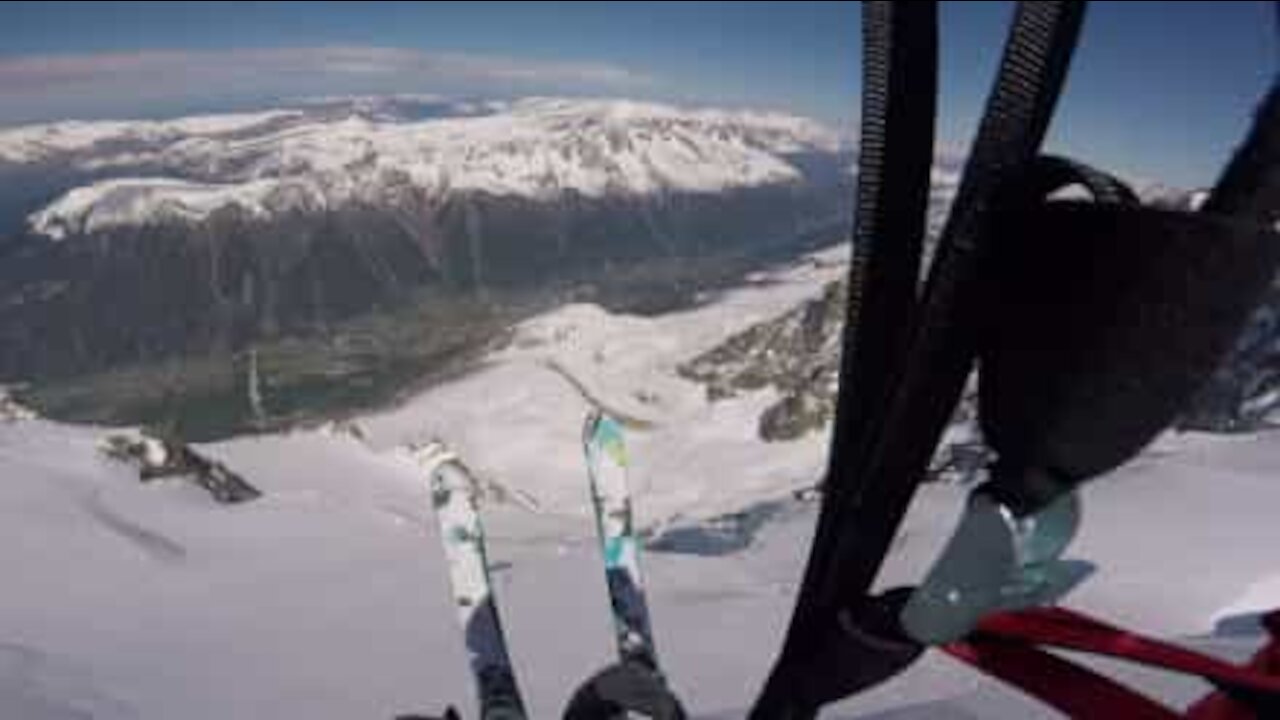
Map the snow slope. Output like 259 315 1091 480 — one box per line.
359 244 854 523
0 246 1277 719
11 98 843 240
2 415 1277 718
0 110 304 165
26 177 288 237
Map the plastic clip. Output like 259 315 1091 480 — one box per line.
900 486 1095 645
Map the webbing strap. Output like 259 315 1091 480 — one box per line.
945 635 1179 719
975 608 1280 694
1203 82 1279 225
783 0 938 669
749 3 937 716
1019 154 1139 205
943 607 1280 718
1189 613 1280 720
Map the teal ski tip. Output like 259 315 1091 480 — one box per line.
583 408 665 675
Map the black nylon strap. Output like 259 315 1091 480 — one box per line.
789 0 937 664
837 0 938 462
751 4 1086 717
1203 81 1279 226
749 3 937 716
1019 154 1139 205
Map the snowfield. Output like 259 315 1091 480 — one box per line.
0 110 305 165
0 247 1277 719
25 177 290 240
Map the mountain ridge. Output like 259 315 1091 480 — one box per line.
7 97 844 240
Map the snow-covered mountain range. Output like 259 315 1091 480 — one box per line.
5 98 841 240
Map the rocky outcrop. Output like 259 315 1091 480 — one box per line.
679 279 844 441
678 275 985 483
1181 275 1280 432
0 386 37 422
1146 187 1279 432
99 432 261 504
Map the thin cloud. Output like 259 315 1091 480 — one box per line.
0 46 655 124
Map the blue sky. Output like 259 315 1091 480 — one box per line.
0 1 1274 187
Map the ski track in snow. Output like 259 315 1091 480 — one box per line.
82 490 188 564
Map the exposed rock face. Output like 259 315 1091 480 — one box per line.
0 386 37 422
676 158 967 457
680 279 844 442
0 207 440 378
677 276 984 483
1181 275 1280 432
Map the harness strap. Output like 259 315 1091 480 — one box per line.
943 607 1280 718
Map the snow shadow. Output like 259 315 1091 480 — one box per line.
1213 611 1269 637
646 500 787 557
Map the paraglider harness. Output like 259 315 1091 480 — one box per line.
749 2 1280 719
423 2 1280 717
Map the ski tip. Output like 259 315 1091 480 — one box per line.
405 439 459 474
588 411 624 440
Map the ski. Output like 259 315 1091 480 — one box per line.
561 409 687 720
582 409 662 674
411 441 528 720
